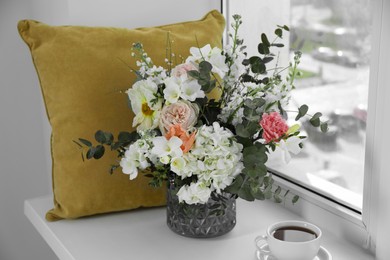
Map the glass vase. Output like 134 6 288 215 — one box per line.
166 178 236 238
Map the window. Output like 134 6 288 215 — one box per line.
224 0 390 255
224 0 372 213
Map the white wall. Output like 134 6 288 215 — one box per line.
0 0 220 259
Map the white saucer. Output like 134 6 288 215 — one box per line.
255 244 332 260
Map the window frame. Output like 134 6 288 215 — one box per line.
222 0 387 253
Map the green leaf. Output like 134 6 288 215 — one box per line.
251 61 266 74
275 186 282 195
95 130 106 144
86 147 95 159
236 124 251 138
320 122 329 133
73 140 82 148
274 194 283 203
238 185 255 201
95 130 113 145
271 43 285 48
262 57 274 63
258 43 270 55
201 79 216 93
109 164 119 175
78 138 92 147
309 112 322 127
292 195 299 204
253 189 265 200
295 104 309 121
243 144 268 165
275 28 283 38
118 131 138 144
199 60 212 73
243 167 258 179
249 56 262 65
187 70 199 79
235 136 253 148
225 175 244 194
261 33 270 47
264 184 273 199
93 145 105 159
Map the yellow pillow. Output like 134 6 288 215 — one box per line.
18 10 225 221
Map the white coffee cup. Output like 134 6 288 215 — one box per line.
255 220 322 260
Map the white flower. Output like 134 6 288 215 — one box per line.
150 136 183 158
188 45 211 61
208 47 229 78
126 78 162 131
119 140 151 180
180 80 205 101
177 122 244 197
176 182 212 204
170 157 186 175
186 44 228 78
266 136 303 165
159 156 170 165
163 77 181 104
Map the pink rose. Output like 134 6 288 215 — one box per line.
260 112 289 143
172 63 197 79
159 100 199 135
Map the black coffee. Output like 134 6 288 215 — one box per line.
272 226 317 242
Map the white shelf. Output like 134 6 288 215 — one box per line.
25 196 373 260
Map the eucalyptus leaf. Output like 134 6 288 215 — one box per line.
86 147 96 159
238 185 255 201
275 28 283 38
118 131 138 144
93 145 105 159
274 194 283 203
320 122 329 133
292 195 300 204
309 112 322 127
199 60 212 73
262 57 274 63
78 138 92 147
236 124 251 138
225 175 244 194
258 43 270 55
271 43 285 48
295 104 309 121
261 33 270 47
187 70 200 79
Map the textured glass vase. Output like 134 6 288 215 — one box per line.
166 179 236 238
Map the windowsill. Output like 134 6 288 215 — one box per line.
25 195 374 260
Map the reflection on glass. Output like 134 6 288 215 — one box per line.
268 0 372 211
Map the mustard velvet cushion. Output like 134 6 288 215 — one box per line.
18 10 225 221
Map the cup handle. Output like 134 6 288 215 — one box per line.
255 235 271 256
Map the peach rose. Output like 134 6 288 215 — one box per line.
159 100 199 135
260 112 289 143
172 63 197 80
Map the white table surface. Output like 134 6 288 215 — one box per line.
25 196 374 260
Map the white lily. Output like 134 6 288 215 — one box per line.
126 78 162 131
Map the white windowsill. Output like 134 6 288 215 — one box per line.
25 195 374 260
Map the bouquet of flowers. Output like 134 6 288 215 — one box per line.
76 15 327 206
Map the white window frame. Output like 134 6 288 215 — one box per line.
222 0 389 254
